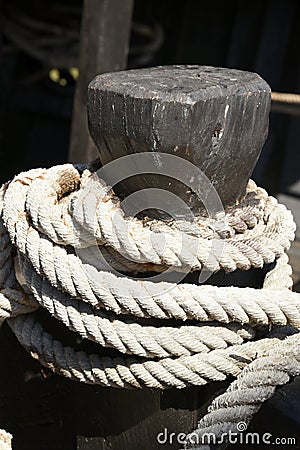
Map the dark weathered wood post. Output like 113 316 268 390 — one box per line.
88 65 271 214
1 66 279 450
69 0 134 163
73 65 272 449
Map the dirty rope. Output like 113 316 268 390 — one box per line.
0 161 299 449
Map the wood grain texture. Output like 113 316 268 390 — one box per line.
88 65 271 215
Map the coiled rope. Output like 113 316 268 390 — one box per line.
0 161 299 449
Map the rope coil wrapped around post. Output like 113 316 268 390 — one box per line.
0 161 299 449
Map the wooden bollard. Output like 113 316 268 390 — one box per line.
73 65 272 449
0 67 275 450
88 65 271 215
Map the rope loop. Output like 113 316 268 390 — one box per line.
0 162 298 449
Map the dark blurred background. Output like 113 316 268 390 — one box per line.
0 0 300 191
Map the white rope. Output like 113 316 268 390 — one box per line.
0 429 12 450
0 162 298 449
18 254 256 358
184 333 300 449
1 168 297 324
271 91 300 104
7 313 288 389
4 165 295 273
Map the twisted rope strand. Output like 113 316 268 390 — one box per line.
0 185 38 325
0 429 12 450
0 163 299 450
18 254 255 358
184 333 300 449
2 170 299 323
8 313 286 390
4 165 295 273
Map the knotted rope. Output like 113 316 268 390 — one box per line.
0 161 299 449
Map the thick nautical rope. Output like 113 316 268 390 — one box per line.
0 429 12 450
0 162 299 449
183 333 300 449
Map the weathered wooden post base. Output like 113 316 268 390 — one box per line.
88 65 270 215
3 66 298 450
